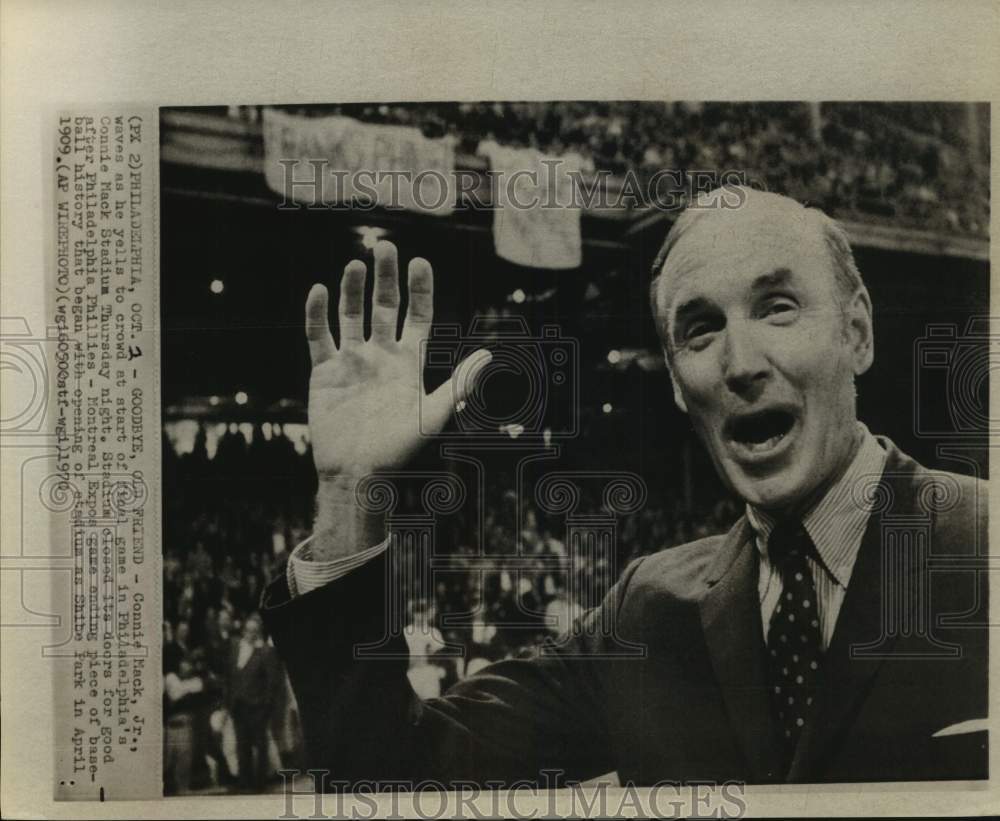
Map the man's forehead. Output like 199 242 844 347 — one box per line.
658 194 828 311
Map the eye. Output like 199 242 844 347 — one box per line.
683 317 722 350
760 296 799 323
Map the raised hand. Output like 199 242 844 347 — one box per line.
304 241 490 559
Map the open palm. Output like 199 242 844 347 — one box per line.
305 241 490 480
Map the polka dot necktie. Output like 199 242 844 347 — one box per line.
765 519 823 771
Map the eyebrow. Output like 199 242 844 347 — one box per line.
751 267 794 291
668 267 795 340
672 296 712 327
672 267 795 317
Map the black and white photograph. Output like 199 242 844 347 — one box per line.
3 3 998 818
158 100 989 795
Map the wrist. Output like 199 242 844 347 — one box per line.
316 472 365 497
312 473 387 562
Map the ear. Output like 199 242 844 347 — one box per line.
665 353 689 414
844 286 874 375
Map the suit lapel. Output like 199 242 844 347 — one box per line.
787 441 919 780
699 517 784 782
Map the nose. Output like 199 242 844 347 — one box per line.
721 319 770 397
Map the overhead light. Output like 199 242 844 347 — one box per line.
209 395 220 406
511 289 526 304
235 391 248 405
210 279 225 294
602 402 613 414
355 225 388 250
607 349 622 364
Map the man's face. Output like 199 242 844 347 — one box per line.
659 203 872 512
244 615 261 639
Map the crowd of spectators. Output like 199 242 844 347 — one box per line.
161 421 739 793
259 101 988 236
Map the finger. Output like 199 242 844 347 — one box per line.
423 348 493 433
338 259 367 346
371 240 400 344
401 256 434 348
305 284 336 365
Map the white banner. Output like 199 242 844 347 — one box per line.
262 108 456 216
479 140 584 269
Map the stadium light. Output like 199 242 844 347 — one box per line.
235 390 248 405
210 279 225 294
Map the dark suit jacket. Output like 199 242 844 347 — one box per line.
262 439 988 786
227 638 281 713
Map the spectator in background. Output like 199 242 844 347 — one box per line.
206 609 235 676
404 602 452 699
164 656 207 794
227 612 281 792
544 590 583 637
164 618 190 675
186 646 226 790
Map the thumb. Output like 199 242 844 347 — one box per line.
423 348 492 434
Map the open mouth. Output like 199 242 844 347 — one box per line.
726 408 797 454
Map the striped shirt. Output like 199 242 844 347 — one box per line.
746 424 888 650
287 535 388 597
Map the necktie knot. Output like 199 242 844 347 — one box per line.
767 519 812 569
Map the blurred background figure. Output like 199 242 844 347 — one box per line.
163 656 208 793
227 612 281 792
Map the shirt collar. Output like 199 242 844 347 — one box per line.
745 423 888 588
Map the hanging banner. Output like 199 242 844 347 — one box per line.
478 139 584 269
262 108 456 216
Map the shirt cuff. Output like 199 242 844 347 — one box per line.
286 534 389 597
